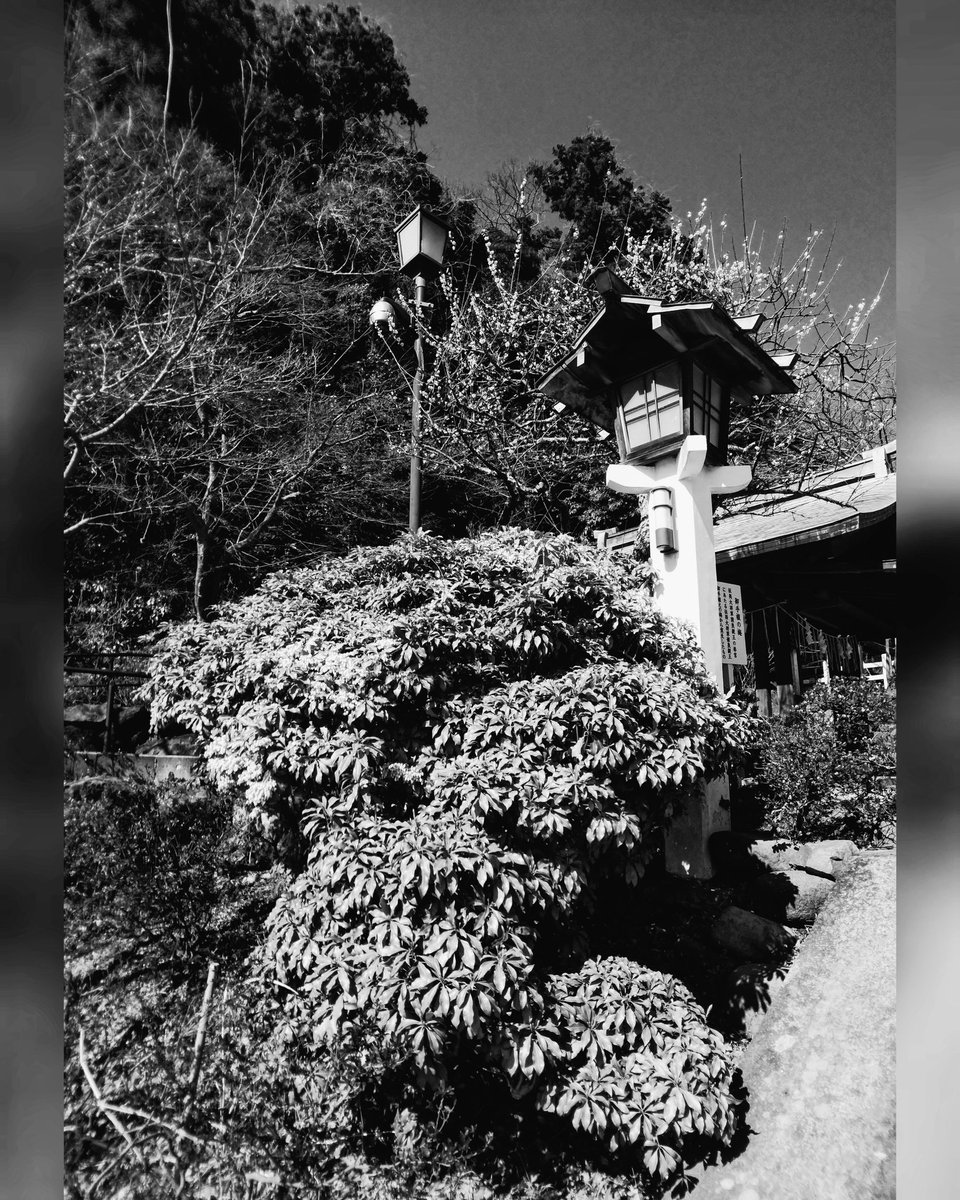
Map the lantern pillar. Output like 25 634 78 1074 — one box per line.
608 435 752 878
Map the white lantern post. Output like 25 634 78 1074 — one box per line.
538 268 798 878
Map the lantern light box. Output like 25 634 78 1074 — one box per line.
394 205 451 280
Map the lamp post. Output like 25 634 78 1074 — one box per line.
538 266 798 877
389 205 450 534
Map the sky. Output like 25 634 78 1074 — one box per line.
354 0 896 341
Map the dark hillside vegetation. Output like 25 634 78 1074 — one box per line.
65 0 477 634
64 4 695 640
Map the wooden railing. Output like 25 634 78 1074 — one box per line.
64 650 151 753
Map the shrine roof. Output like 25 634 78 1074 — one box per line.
713 472 896 561
594 442 897 561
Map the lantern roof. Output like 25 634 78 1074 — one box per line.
537 268 797 431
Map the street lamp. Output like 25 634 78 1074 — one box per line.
390 205 451 534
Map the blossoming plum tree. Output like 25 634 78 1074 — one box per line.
403 199 894 533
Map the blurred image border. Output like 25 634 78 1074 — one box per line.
0 0 955 1194
0 1 66 1197
896 2 960 1198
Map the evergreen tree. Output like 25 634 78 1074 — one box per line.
530 130 673 270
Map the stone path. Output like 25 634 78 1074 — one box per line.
692 850 895 1200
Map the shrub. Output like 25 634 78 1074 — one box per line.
751 679 895 846
64 777 232 955
64 967 361 1199
542 959 738 1171
143 529 758 1185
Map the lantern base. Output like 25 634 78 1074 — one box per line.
663 775 731 880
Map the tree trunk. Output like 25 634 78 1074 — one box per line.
193 531 208 621
193 453 218 621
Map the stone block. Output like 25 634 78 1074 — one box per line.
710 905 796 962
799 840 858 878
798 839 859 877
136 754 198 782
64 702 150 750
664 778 730 880
744 868 836 926
709 831 803 877
692 855 895 1200
712 832 862 883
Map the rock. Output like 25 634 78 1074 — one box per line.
64 704 107 750
139 732 198 756
744 868 836 926
709 831 805 877
793 848 839 878
712 832 861 883
748 839 806 873
115 705 150 748
710 905 796 962
64 702 150 750
713 961 790 1040
798 839 859 879
64 702 107 726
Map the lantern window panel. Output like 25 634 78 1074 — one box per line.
689 365 725 451
396 219 421 269
420 219 448 266
618 363 682 452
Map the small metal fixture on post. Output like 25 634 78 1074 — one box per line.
368 298 397 328
391 205 451 534
649 486 676 553
537 266 797 878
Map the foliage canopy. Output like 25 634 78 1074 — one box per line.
65 0 469 626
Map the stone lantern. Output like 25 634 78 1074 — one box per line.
538 266 798 877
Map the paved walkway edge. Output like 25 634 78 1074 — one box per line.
693 851 895 1200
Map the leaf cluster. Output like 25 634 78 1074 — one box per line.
748 679 895 846
542 959 737 1179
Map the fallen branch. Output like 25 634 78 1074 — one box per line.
78 1028 143 1161
104 1102 205 1146
184 960 219 1119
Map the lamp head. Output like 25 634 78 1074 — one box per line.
394 205 450 278
369 298 397 329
